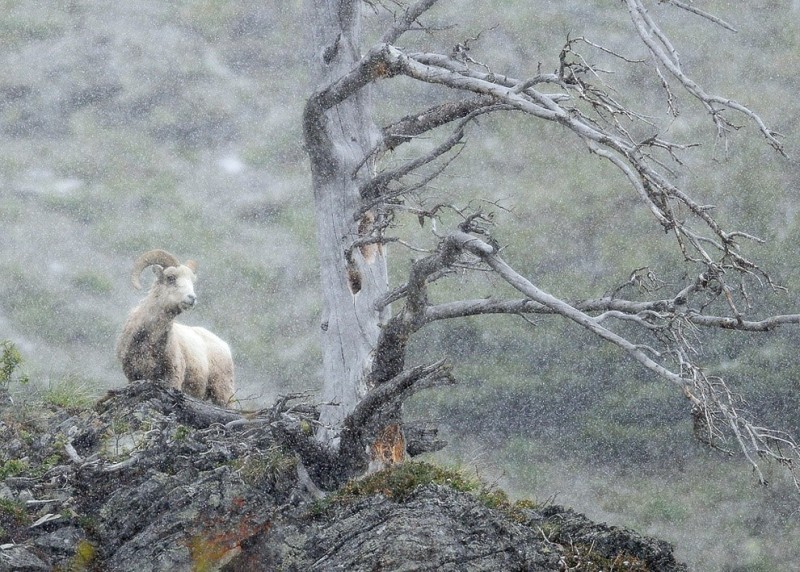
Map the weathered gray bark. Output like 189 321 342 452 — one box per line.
304 0 390 443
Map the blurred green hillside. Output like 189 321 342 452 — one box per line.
0 1 798 569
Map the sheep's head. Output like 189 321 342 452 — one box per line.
131 249 199 313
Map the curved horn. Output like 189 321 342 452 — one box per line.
131 249 181 289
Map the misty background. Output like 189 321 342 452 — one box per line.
1 1 798 569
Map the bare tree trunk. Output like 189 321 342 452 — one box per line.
295 0 799 487
304 0 389 443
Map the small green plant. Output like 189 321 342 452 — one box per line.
70 538 97 570
0 340 29 390
28 453 63 478
76 515 99 535
0 497 30 530
42 375 95 410
234 446 297 488
174 424 191 441
337 461 479 502
0 458 28 479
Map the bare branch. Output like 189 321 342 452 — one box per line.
360 103 510 208
381 0 441 44
624 0 784 154
361 147 462 213
413 227 800 486
374 268 452 311
370 233 468 385
450 232 687 386
664 0 738 33
572 36 647 64
683 313 800 331
426 294 800 333
425 298 546 322
360 117 467 200
381 96 497 151
684 372 799 488
348 359 454 431
333 28 781 294
337 359 455 475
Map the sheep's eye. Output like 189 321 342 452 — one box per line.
166 275 177 285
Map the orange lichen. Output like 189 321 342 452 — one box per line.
187 511 271 572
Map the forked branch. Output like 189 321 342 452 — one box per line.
402 226 800 487
624 0 783 154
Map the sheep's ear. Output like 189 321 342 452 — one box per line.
185 260 198 273
152 265 166 281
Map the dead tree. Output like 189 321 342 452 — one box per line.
302 0 799 488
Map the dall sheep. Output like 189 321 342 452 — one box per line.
116 249 234 406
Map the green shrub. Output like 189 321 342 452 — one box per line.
0 340 28 390
0 498 29 532
0 458 28 480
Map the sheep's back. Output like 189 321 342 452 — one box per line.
173 323 234 402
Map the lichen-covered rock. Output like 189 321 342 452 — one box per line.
226 484 687 572
537 505 687 571
1 384 687 571
0 545 51 572
231 484 561 571
1 382 299 571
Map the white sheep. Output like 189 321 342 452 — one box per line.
116 249 235 406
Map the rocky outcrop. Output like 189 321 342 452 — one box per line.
232 483 687 572
0 383 686 571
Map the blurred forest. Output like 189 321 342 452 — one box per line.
0 1 798 569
